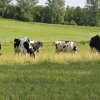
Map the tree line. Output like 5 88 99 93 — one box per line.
0 0 100 26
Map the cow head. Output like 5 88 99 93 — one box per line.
14 38 20 48
37 41 43 49
36 42 43 53
65 41 69 43
30 41 43 53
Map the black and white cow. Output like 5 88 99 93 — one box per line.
89 35 100 53
14 37 35 57
30 41 43 53
55 41 77 53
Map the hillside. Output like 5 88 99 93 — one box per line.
0 18 100 42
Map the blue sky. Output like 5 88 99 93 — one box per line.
38 0 86 7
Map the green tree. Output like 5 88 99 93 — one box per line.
42 6 51 23
0 0 12 17
47 0 65 24
86 0 100 26
32 6 44 22
64 6 76 25
73 7 82 25
33 6 51 23
16 0 38 21
80 8 89 26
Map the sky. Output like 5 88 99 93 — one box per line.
12 0 86 8
38 0 86 8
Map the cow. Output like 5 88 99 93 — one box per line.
0 42 1 50
89 35 100 53
30 41 43 53
14 37 35 58
55 41 77 53
0 42 1 55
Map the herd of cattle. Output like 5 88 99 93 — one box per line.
0 35 100 58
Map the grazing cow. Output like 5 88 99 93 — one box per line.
14 37 35 57
89 35 100 53
0 42 1 55
30 41 43 53
55 41 77 53
0 42 1 50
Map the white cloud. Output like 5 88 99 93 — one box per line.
12 0 86 7
66 0 86 7
38 0 86 7
37 0 47 6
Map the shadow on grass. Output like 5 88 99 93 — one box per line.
0 59 100 76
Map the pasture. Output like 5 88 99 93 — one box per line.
0 18 100 100
0 18 100 41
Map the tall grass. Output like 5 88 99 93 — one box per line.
0 52 100 100
0 52 100 65
0 42 99 65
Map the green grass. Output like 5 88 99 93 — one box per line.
0 43 100 100
0 53 100 100
0 18 100 42
0 18 100 100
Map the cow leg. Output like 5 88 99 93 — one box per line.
30 53 35 58
90 47 93 53
33 53 35 58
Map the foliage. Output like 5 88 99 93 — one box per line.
86 0 100 26
46 0 65 24
16 0 38 21
0 0 100 26
0 0 12 17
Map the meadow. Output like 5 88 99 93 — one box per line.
0 18 100 42
0 18 100 100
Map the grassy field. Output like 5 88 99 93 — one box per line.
0 18 100 100
0 18 100 42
